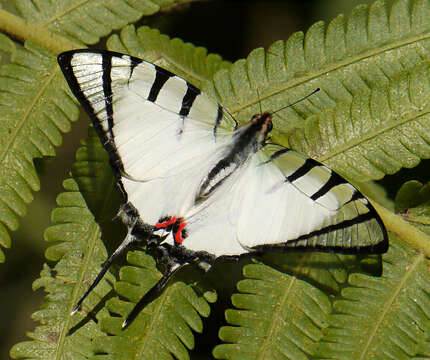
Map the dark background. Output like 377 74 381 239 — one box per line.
7 0 426 358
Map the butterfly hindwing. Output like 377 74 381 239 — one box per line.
238 150 387 253
166 151 387 257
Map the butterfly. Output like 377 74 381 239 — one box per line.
57 50 388 328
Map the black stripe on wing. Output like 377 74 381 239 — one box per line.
102 55 114 135
310 171 347 201
148 66 174 102
252 200 388 254
58 50 136 177
179 83 201 117
214 106 224 137
287 158 321 182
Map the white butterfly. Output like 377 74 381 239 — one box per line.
58 50 388 328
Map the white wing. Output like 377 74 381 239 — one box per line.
58 50 235 223
166 150 387 257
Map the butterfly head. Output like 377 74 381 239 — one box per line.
250 112 273 148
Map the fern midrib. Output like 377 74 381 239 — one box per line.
257 273 296 360
358 252 424 360
227 30 430 116
0 66 58 167
56 223 101 360
316 104 430 163
135 272 165 359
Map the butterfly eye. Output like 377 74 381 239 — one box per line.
251 114 261 122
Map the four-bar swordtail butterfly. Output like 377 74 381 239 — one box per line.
57 50 388 329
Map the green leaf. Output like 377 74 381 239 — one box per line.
395 180 430 213
92 251 212 360
107 25 232 89
0 32 16 54
268 247 386 294
9 147 115 359
213 263 331 360
395 180 430 235
205 0 430 137
10 129 122 360
214 238 430 360
14 0 192 45
288 61 430 182
0 40 79 262
315 237 430 359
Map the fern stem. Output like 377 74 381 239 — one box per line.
0 9 80 54
372 200 430 257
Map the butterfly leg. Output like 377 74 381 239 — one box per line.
122 244 187 329
72 221 142 315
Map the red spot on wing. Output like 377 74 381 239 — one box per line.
155 216 177 229
174 221 187 244
155 216 187 245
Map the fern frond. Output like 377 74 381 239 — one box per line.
10 129 126 359
394 180 430 234
107 25 232 88
287 61 430 182
0 32 16 54
214 237 430 360
9 134 115 359
91 251 212 360
0 40 79 262
315 238 430 359
14 0 193 45
261 251 378 295
206 0 430 136
213 264 331 360
395 180 430 213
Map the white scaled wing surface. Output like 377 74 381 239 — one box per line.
177 150 387 256
58 50 235 224
235 151 386 252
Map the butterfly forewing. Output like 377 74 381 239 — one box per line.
58 50 235 223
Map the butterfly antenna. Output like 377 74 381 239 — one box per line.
71 227 138 315
271 88 320 116
122 262 185 329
